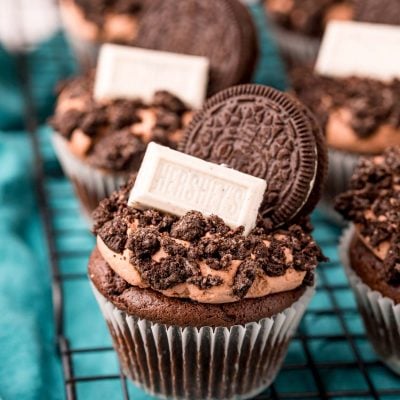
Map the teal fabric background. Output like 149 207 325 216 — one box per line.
0 33 75 400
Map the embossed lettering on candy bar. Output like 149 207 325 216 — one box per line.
129 143 266 235
150 160 246 221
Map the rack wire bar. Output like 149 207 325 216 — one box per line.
16 9 400 400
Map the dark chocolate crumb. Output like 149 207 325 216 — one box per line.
188 274 223 290
139 256 198 290
152 90 188 114
160 236 188 257
233 260 259 298
98 219 128 254
127 227 160 260
171 211 207 241
87 129 146 171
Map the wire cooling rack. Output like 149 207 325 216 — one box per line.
14 3 400 400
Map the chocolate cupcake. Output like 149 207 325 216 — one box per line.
50 73 193 218
336 147 400 374
88 84 327 399
60 0 258 95
290 66 400 222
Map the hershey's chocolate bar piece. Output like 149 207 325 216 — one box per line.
316 21 400 81
128 143 266 235
94 44 209 108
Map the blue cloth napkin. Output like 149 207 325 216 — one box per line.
0 130 63 400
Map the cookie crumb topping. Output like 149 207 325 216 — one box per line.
93 178 325 297
336 147 400 286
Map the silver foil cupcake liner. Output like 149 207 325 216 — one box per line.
91 284 315 400
319 149 360 225
340 226 400 375
268 22 320 64
52 133 129 222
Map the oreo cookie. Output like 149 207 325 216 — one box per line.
134 0 258 96
179 84 327 228
354 0 400 25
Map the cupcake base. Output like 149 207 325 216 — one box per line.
52 133 129 223
89 249 315 400
340 226 400 375
92 285 314 400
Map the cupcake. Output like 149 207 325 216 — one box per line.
264 0 354 63
60 0 259 95
336 147 400 374
50 73 193 218
290 66 400 222
89 84 327 399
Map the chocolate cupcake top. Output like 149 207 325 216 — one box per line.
290 67 400 154
335 147 400 286
91 84 327 304
50 74 192 172
92 176 325 304
265 0 354 37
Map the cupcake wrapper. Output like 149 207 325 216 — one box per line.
319 149 360 225
340 226 400 375
52 133 128 222
91 284 315 400
268 22 320 64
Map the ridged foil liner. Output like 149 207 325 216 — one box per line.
52 133 128 223
319 149 360 225
91 283 315 400
340 226 400 375
268 22 320 64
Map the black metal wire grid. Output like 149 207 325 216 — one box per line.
14 6 400 400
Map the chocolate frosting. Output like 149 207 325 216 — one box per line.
335 147 400 286
50 74 191 171
266 0 353 37
93 176 325 301
290 67 400 139
89 247 308 326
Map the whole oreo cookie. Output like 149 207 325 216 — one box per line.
354 0 400 25
134 0 258 96
179 84 327 227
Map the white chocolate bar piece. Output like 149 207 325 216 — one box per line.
94 44 209 108
129 143 267 235
316 21 400 81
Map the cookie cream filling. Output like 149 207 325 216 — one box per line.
96 232 306 304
